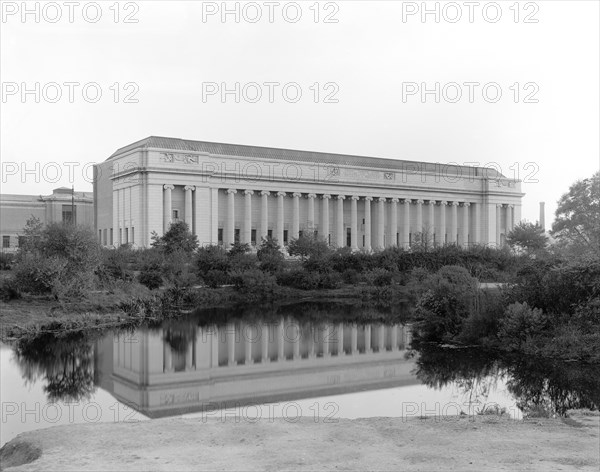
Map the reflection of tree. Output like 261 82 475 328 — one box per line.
163 319 197 354
13 332 98 403
413 345 600 417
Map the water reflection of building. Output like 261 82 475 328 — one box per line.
95 319 416 418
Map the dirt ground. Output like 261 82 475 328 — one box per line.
1 412 598 471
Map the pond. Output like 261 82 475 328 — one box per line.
1 302 598 447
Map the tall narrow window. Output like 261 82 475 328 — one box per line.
267 229 273 239
218 228 223 245
234 229 240 243
2 236 10 248
346 228 351 247
283 230 288 245
251 229 257 245
110 228 113 245
131 227 135 244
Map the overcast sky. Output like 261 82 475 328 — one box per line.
1 0 598 226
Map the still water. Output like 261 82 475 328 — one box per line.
1 302 598 446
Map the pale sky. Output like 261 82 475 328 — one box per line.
1 0 599 226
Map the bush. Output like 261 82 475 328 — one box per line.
196 245 230 276
0 252 14 270
230 269 278 299
341 268 360 284
364 268 394 286
202 269 230 288
0 277 21 301
151 221 198 255
498 302 547 351
257 237 285 273
138 266 163 290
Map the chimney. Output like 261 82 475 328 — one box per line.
539 202 545 231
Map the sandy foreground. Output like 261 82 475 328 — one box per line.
1 412 598 471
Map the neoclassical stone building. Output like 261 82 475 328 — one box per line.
94 136 523 249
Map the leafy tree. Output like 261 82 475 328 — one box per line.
151 221 198 255
506 221 548 254
287 233 330 261
256 236 285 273
551 172 600 256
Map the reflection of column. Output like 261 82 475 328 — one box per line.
278 318 285 361
439 201 447 245
390 325 398 352
462 202 470 247
292 193 301 239
322 324 332 358
226 189 237 246
415 199 424 236
260 191 270 241
185 340 194 371
450 202 459 244
351 324 358 355
337 323 344 356
496 204 502 246
390 198 399 247
244 324 253 365
364 325 372 353
398 325 405 350
276 192 285 245
336 195 345 247
261 323 270 364
307 194 316 231
308 326 316 359
473 203 480 244
350 196 359 250
364 197 372 251
163 184 174 232
402 199 410 248
292 322 301 360
184 185 194 229
227 322 236 366
322 194 331 244
243 190 253 245
378 325 385 352
377 198 385 249
163 329 173 372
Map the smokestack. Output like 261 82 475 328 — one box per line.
539 202 545 231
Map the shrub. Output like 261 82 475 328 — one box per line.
138 266 163 290
0 252 14 270
0 277 21 301
257 237 285 274
364 268 393 286
151 221 198 255
341 268 360 284
498 302 547 351
196 245 230 276
202 269 230 288
230 269 278 299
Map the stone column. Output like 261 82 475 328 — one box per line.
276 192 285 245
226 189 237 246
322 323 332 358
496 204 503 246
277 318 285 361
506 204 513 235
450 202 459 245
243 190 253 245
390 198 399 247
184 185 194 229
163 184 174 233
292 193 301 239
364 325 372 353
462 202 470 247
350 325 358 355
261 323 270 364
163 328 173 372
350 196 359 250
260 191 269 241
336 195 345 247
427 200 435 244
307 194 316 232
473 203 480 244
415 199 424 236
402 199 410 249
308 326 316 359
227 322 236 366
364 197 372 251
377 197 385 249
244 324 253 365
336 323 344 356
390 325 398 352
321 194 331 244
185 340 194 371
377 325 385 352
439 201 447 245
292 322 301 360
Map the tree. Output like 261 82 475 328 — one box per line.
506 221 548 254
551 172 600 256
287 233 330 261
256 237 285 273
151 221 198 255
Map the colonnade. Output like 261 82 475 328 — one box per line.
162 185 515 250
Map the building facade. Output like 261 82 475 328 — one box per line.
0 187 94 252
94 136 523 249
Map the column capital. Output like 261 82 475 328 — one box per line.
337 195 346 200
462 202 471 207
496 203 503 208
277 191 286 197
307 193 317 199
391 198 400 203
451 201 460 206
226 188 237 194
350 195 360 201
364 196 373 202
507 204 514 209
378 197 387 203
244 189 254 196
292 192 302 198
402 199 411 205
439 200 448 206
427 200 436 206
322 194 332 200
184 185 195 191
163 184 174 190
260 190 270 197
416 199 424 205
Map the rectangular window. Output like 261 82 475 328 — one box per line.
61 204 76 224
172 209 179 221
409 232 412 247
18 236 25 248
234 228 240 244
131 227 135 244
2 236 10 248
283 230 288 244
298 230 304 238
396 233 399 246
267 229 273 239
125 228 129 244
346 228 351 247
218 228 223 245
251 229 257 245
328 234 331 246
110 228 113 245
362 235 365 247
119 229 122 245
103 229 107 245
